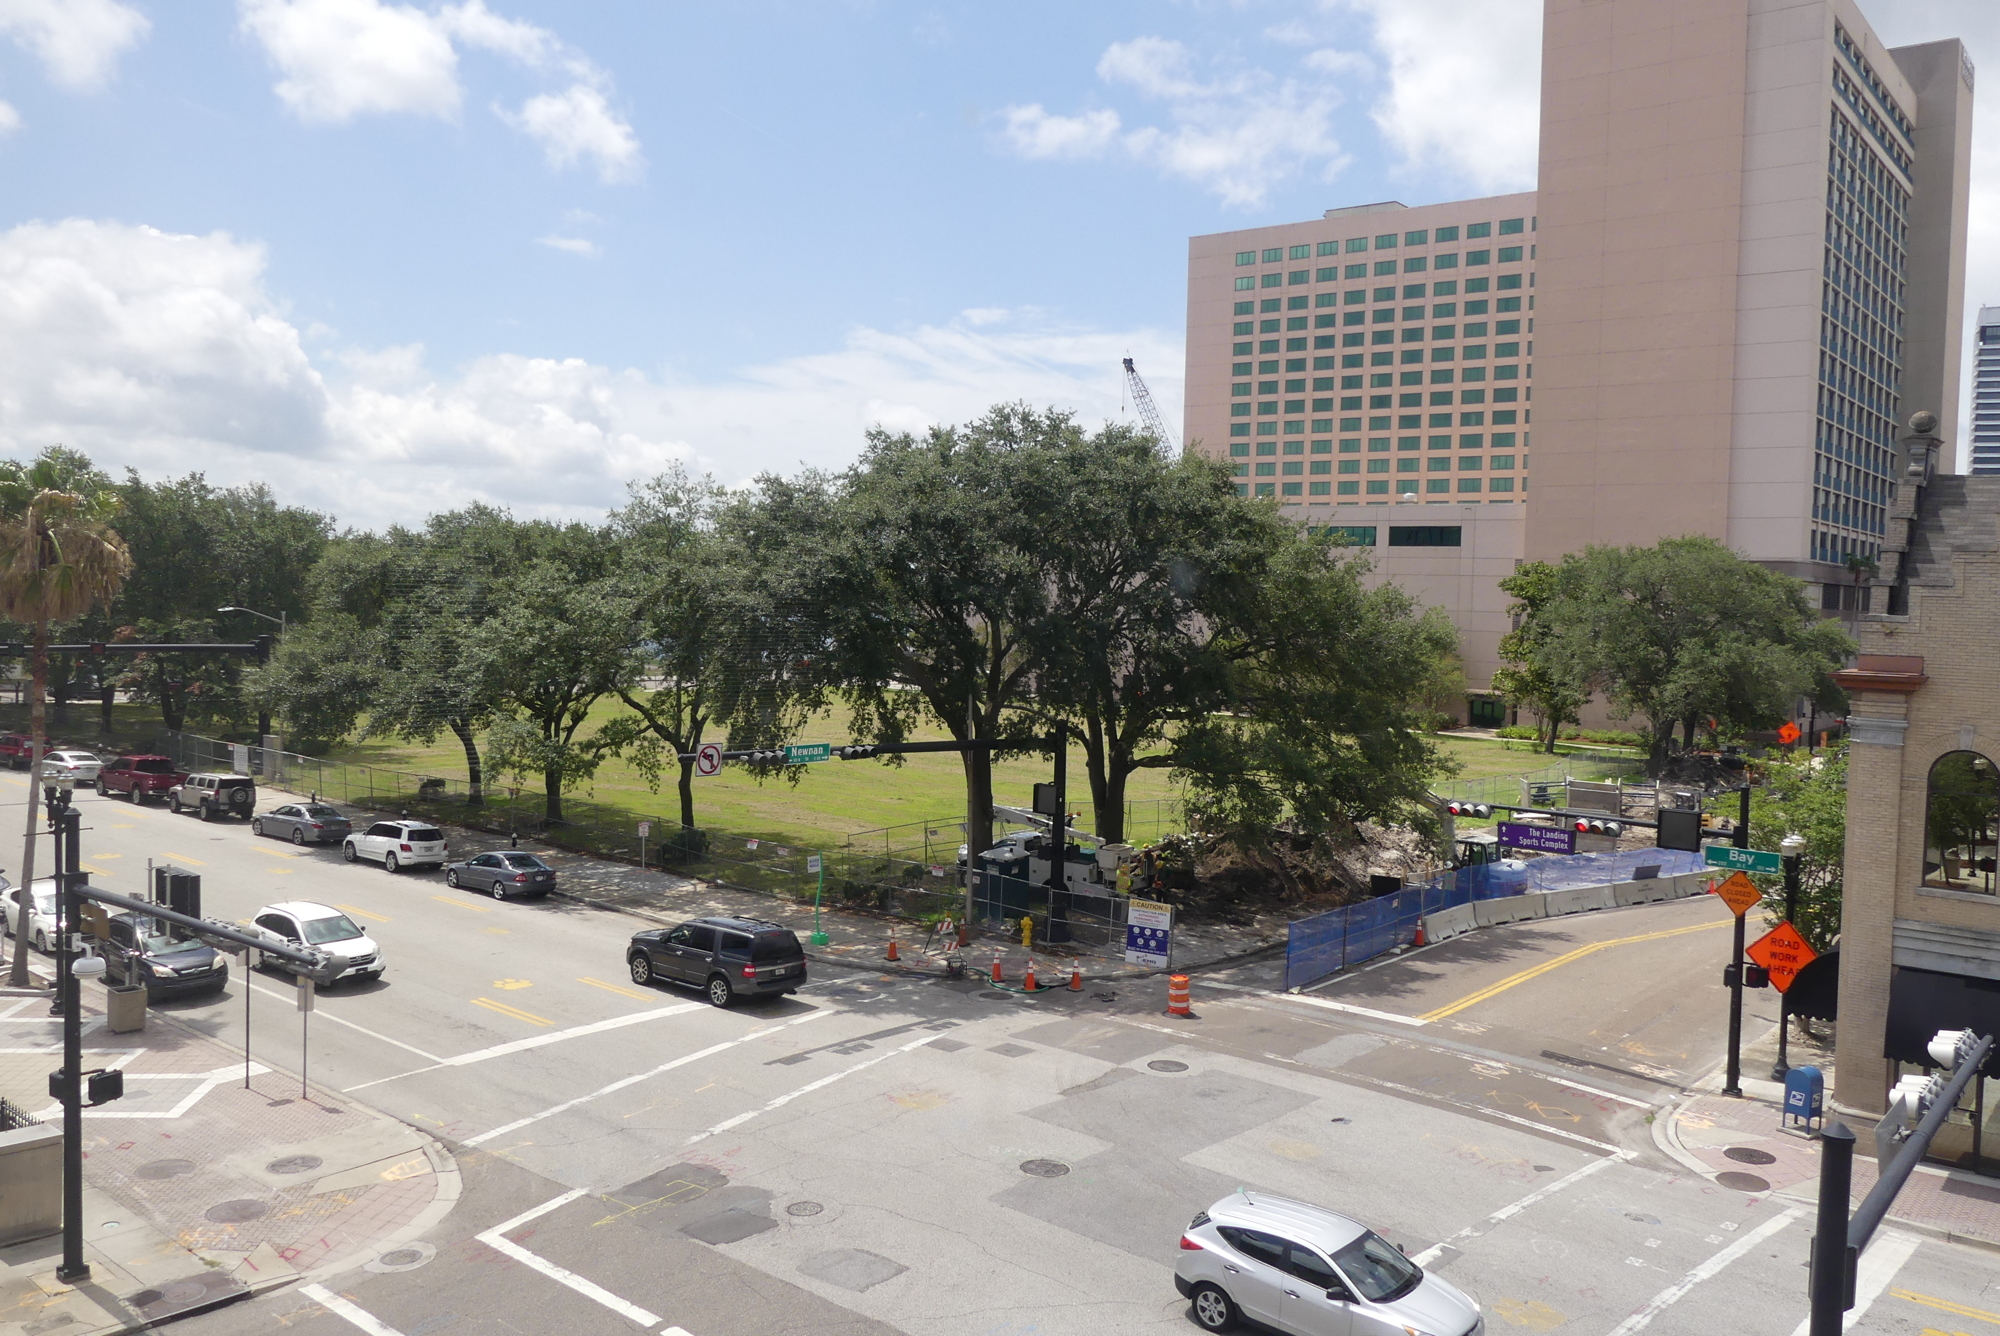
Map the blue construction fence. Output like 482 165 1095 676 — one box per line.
1283 847 1708 990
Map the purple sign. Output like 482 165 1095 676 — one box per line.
1498 821 1575 854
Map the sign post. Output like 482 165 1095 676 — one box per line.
637 820 651 870
1712 871 1762 1097
1125 898 1173 969
807 854 827 945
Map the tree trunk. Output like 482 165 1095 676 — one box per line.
543 764 563 822
962 746 994 864
678 756 696 830
99 681 113 736
450 718 483 806
8 623 47 987
160 678 185 733
1081 716 1120 845
1541 712 1559 753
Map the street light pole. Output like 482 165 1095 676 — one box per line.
51 789 88 1284
216 606 285 743
1773 832 1807 1080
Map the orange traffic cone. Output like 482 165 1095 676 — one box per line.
1068 966 1082 991
991 955 1004 984
1023 961 1038 991
1413 923 1427 948
885 932 899 962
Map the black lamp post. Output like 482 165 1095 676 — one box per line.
215 606 285 741
1772 831 1807 1081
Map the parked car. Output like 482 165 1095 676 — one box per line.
626 916 806 1007
167 773 257 821
445 850 557 899
249 902 383 985
1174 1192 1481 1336
98 755 183 803
253 802 354 846
38 749 104 788
343 820 448 873
105 912 229 1002
0 734 44 769
1 878 55 953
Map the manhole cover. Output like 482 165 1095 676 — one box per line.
1715 1171 1771 1193
135 1159 197 1180
1148 1060 1189 1073
203 1199 269 1224
1019 1159 1070 1178
1724 1146 1777 1165
266 1154 323 1175
364 1241 436 1274
787 1201 825 1217
1533 1165 1555 1173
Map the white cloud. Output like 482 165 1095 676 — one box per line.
0 100 19 135
0 0 149 91
500 85 641 182
998 104 1121 159
1335 0 1542 192
238 0 641 180
0 219 1181 527
536 234 599 258
239 0 461 123
996 36 1348 207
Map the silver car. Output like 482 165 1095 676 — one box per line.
445 851 557 899
39 750 103 787
1174 1192 1481 1336
252 802 354 846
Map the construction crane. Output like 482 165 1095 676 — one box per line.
1121 357 1180 456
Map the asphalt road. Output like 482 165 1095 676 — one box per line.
10 773 1994 1336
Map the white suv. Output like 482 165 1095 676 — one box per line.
1174 1191 1481 1336
251 902 384 984
343 820 448 873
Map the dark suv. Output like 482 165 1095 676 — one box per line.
106 912 228 1002
626 916 806 1007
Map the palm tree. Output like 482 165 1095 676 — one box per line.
0 462 131 988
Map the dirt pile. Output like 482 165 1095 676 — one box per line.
1141 820 1444 925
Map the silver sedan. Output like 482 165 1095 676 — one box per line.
251 802 355 845
445 851 558 899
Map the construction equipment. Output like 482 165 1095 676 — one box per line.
1122 358 1180 455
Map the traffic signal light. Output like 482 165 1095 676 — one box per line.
837 745 880 760
1446 802 1492 819
1573 818 1624 837
744 749 786 765
1722 963 1771 989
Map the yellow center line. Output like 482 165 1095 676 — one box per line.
1891 1289 2000 1327
334 903 392 923
264 868 295 875
578 976 651 1001
1419 918 1732 1022
472 997 552 1027
159 852 208 866
92 853 122 859
432 895 492 913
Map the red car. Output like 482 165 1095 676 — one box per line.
0 735 46 770
98 755 185 803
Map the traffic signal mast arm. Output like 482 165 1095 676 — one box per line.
74 882 330 976
673 738 1043 763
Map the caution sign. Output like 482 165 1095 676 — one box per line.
1745 921 1819 993
1711 871 1763 917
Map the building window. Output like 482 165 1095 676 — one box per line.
1256 483 1276 496
1459 455 1483 470
1262 273 1284 289
1489 476 1515 493
1465 250 1490 266
1404 257 1427 273
1497 273 1523 290
1255 463 1277 476
1281 482 1303 496
1290 269 1310 285
1426 456 1451 472
1433 253 1458 270
1338 460 1360 474
1235 276 1255 291
1229 442 1250 457
1499 218 1525 234
1374 261 1397 276
1434 226 1459 243
1464 280 1490 296
1345 238 1367 253
1366 458 1390 474
1310 459 1331 474
1288 317 1309 330
1263 248 1284 263
1498 246 1524 264
1316 267 1339 283
1388 525 1461 546
1317 241 1339 257
1235 251 1256 265
1308 480 1331 495
1426 478 1451 494
1496 296 1523 312
1233 301 1255 316
1290 245 1310 260
1374 234 1398 249
1923 752 1998 894
1366 480 1390 494
1315 292 1338 308
1346 263 1368 279
1489 454 1515 470
1457 478 1482 493
1337 480 1360 495
1466 222 1491 238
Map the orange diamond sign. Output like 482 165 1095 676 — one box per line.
1745 920 1819 993
1777 722 1801 745
1711 872 1763 917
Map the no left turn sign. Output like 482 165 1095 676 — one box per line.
695 742 723 777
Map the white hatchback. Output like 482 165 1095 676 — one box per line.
1175 1191 1481 1336
343 820 448 873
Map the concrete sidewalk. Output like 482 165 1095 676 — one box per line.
0 978 458 1335
1660 1021 2000 1254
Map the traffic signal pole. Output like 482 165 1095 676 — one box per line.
1723 908 1747 1097
53 795 87 1283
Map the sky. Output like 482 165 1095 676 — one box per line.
0 0 1994 529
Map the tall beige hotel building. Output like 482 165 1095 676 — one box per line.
1184 0 1974 715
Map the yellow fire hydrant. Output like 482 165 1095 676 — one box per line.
1020 916 1033 949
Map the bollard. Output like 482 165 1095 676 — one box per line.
1167 974 1191 1017
1024 961 1038 991
1068 966 1082 992
885 932 899 963
991 955 1003 984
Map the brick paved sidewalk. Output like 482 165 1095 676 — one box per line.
0 980 457 1335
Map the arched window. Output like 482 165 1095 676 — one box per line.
1922 751 1999 895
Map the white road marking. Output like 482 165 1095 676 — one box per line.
345 1000 709 1091
246 981 443 1061
465 1010 833 1146
477 1189 661 1327
1606 1207 1805 1336
1782 1228 1921 1336
1202 979 1428 1026
1411 1152 1631 1265
33 1061 271 1120
685 1028 949 1145
1337 1069 1623 1153
301 1283 407 1336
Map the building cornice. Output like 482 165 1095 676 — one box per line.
1833 654 1927 694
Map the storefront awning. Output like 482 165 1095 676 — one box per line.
1887 967 2000 1077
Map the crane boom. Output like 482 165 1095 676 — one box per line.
1121 357 1180 456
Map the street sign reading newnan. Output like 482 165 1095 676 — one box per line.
784 743 833 765
1704 845 1782 876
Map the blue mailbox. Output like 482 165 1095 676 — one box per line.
1783 1065 1825 1132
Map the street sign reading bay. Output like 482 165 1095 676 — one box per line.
784 743 832 765
1705 844 1782 876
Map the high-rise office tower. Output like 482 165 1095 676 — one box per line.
1182 0 1973 712
1975 306 2000 475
